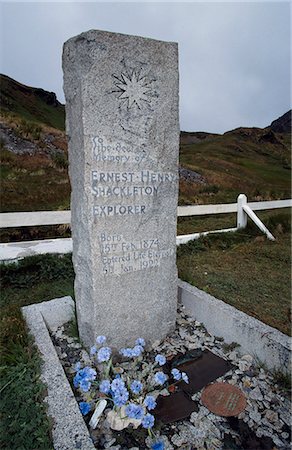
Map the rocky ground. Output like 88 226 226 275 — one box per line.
0 119 67 156
178 166 206 185
51 304 291 450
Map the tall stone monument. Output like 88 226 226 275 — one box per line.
63 30 179 349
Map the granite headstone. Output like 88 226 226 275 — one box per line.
63 30 179 349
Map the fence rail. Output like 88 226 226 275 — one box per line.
0 195 291 261
1 198 291 228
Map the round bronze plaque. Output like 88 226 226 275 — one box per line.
201 382 246 417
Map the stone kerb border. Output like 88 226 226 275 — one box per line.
22 297 95 450
178 279 291 372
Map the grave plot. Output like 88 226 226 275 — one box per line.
20 28 291 450
50 303 291 450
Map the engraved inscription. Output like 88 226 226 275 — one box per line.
93 136 147 164
99 232 174 276
91 170 177 199
91 169 178 217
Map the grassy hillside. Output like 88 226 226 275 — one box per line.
0 74 65 130
179 125 291 206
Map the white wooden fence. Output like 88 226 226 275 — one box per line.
0 194 291 261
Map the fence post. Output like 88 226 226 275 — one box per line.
237 194 247 229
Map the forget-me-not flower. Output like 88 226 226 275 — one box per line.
79 401 91 415
97 346 111 363
143 395 157 410
132 345 143 357
113 388 129 407
142 413 155 429
182 372 189 384
125 403 145 420
120 347 134 358
111 377 125 393
155 354 166 366
96 335 106 345
135 338 145 347
154 371 168 386
90 346 97 356
171 368 181 380
151 442 165 450
130 380 143 394
99 379 111 394
73 366 97 392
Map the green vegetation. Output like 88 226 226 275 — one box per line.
0 146 70 213
177 212 291 336
0 74 65 130
179 128 291 206
0 254 74 450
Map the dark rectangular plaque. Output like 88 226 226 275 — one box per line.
177 349 233 394
153 391 198 424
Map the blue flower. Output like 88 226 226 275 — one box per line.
90 345 97 356
135 338 145 347
79 401 91 415
182 372 189 384
96 335 106 345
155 354 166 366
112 388 129 407
171 368 181 380
82 367 97 381
154 371 168 386
142 413 155 429
132 345 143 357
144 395 157 410
79 378 91 392
151 442 165 450
73 366 96 391
97 346 111 363
73 373 82 388
120 347 134 358
99 379 111 394
130 380 143 394
120 346 143 358
111 377 125 393
125 403 144 420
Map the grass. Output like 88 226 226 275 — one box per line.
1 74 65 130
0 254 74 450
0 147 70 213
177 212 291 336
179 128 291 206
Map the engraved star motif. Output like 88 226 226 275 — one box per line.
113 70 152 109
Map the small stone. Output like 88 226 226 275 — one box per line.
264 410 278 423
255 428 264 438
249 410 261 423
272 436 284 448
241 354 253 363
281 432 289 440
249 386 264 401
104 439 116 448
238 360 251 372
228 351 238 361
